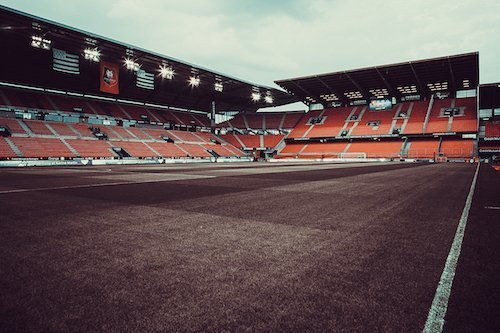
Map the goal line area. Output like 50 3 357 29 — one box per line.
339 152 367 159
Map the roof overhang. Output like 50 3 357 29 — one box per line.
479 83 500 110
275 53 479 106
0 5 298 113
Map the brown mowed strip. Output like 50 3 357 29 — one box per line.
0 162 479 332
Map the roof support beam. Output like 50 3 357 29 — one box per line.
447 57 456 93
288 80 323 106
344 72 368 99
409 62 425 96
375 68 398 98
315 76 347 104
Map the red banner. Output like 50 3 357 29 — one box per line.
99 61 119 95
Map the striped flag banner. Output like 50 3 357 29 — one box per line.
137 69 154 90
53 48 80 75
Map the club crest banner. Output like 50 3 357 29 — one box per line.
100 61 119 94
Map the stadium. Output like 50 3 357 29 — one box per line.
0 2 499 332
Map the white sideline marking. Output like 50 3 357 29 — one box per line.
484 206 500 210
423 162 480 333
0 174 215 195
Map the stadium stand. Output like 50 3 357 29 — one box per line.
281 112 304 129
124 127 152 140
234 135 261 148
426 97 477 134
203 144 238 157
478 141 500 153
111 141 156 158
451 97 477 132
440 138 475 158
426 98 454 133
219 134 284 150
176 143 212 157
406 139 440 159
0 87 212 129
263 113 283 129
66 139 116 158
195 131 220 143
47 121 80 137
146 142 187 158
166 130 206 143
219 134 242 148
218 112 304 131
141 128 169 140
288 110 323 138
277 143 306 158
263 135 284 149
71 123 95 138
346 140 403 158
300 142 348 158
0 118 28 134
245 114 263 129
485 121 500 138
23 120 53 135
307 107 352 138
108 126 137 140
0 137 16 158
10 137 75 158
401 100 431 134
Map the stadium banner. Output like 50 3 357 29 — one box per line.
52 48 80 75
136 69 154 90
100 61 120 95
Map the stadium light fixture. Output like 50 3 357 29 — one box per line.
320 93 338 101
251 92 261 102
125 58 140 71
188 76 200 87
159 65 174 79
264 92 273 104
427 82 449 91
84 48 100 62
397 85 418 94
31 35 51 50
214 82 223 92
344 91 363 99
369 88 389 98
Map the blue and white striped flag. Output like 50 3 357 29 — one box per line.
137 69 154 90
53 48 80 75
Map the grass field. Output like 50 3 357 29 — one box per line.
0 162 498 332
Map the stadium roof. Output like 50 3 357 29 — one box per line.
479 83 500 110
275 53 479 106
0 5 298 113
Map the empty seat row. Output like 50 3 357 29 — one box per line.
0 87 210 126
277 138 474 159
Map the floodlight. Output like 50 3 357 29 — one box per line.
264 92 273 104
251 92 261 101
159 65 174 79
31 35 51 50
189 76 200 87
214 82 223 92
125 58 140 71
84 48 100 62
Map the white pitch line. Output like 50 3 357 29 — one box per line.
484 206 500 210
0 174 215 195
423 162 480 333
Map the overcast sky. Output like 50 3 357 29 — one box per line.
1 0 499 110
